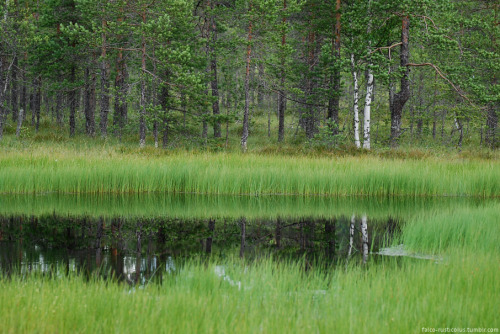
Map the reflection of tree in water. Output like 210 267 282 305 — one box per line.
0 214 402 283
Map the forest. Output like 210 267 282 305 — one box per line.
0 1 499 333
0 0 497 151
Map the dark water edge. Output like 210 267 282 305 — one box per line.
0 214 401 284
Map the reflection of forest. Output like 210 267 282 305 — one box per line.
0 214 401 284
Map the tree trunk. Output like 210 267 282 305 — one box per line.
16 107 23 137
351 54 360 148
0 55 6 141
416 71 424 137
361 215 368 264
34 76 41 131
432 76 437 140
327 0 341 134
257 62 264 106
139 9 147 148
277 0 287 143
485 105 498 149
275 218 282 249
363 68 373 149
20 60 26 123
239 217 246 258
347 215 355 259
99 20 110 137
10 56 17 122
160 71 170 149
241 10 252 152
324 219 335 259
56 91 63 126
84 66 96 136
69 67 76 137
390 15 410 147
209 3 221 138
205 219 215 254
114 48 127 140
304 30 317 139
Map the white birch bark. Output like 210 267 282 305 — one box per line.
348 214 356 258
363 71 373 149
361 215 369 264
351 54 361 148
363 0 373 150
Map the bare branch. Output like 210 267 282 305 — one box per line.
370 42 402 60
406 62 481 108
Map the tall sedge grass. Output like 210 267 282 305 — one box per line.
401 202 500 254
0 252 498 333
0 149 498 196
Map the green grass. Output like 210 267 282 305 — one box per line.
0 145 498 197
0 251 498 333
400 202 500 254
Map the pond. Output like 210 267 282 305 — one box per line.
0 194 493 285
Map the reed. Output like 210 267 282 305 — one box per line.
0 252 498 333
0 148 498 197
401 202 500 254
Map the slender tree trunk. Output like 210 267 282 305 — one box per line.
305 30 317 139
205 219 215 254
30 80 35 127
152 47 159 148
0 56 7 141
486 105 498 149
56 91 63 126
99 19 110 137
278 0 287 143
390 15 410 147
455 114 463 148
362 1 373 150
34 76 40 131
351 54 360 148
114 48 126 140
69 67 76 137
347 214 355 259
268 101 271 138
327 0 341 134
361 215 368 264
257 62 264 106
275 218 282 249
20 59 26 123
241 8 253 152
160 71 170 149
84 66 96 136
240 217 246 258
10 56 17 122
324 219 335 258
139 9 147 148
486 4 498 148
363 68 373 149
432 76 437 140
16 107 23 137
416 71 424 137
209 3 221 138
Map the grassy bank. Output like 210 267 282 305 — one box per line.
0 145 498 196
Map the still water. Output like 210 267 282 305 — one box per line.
0 194 492 284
